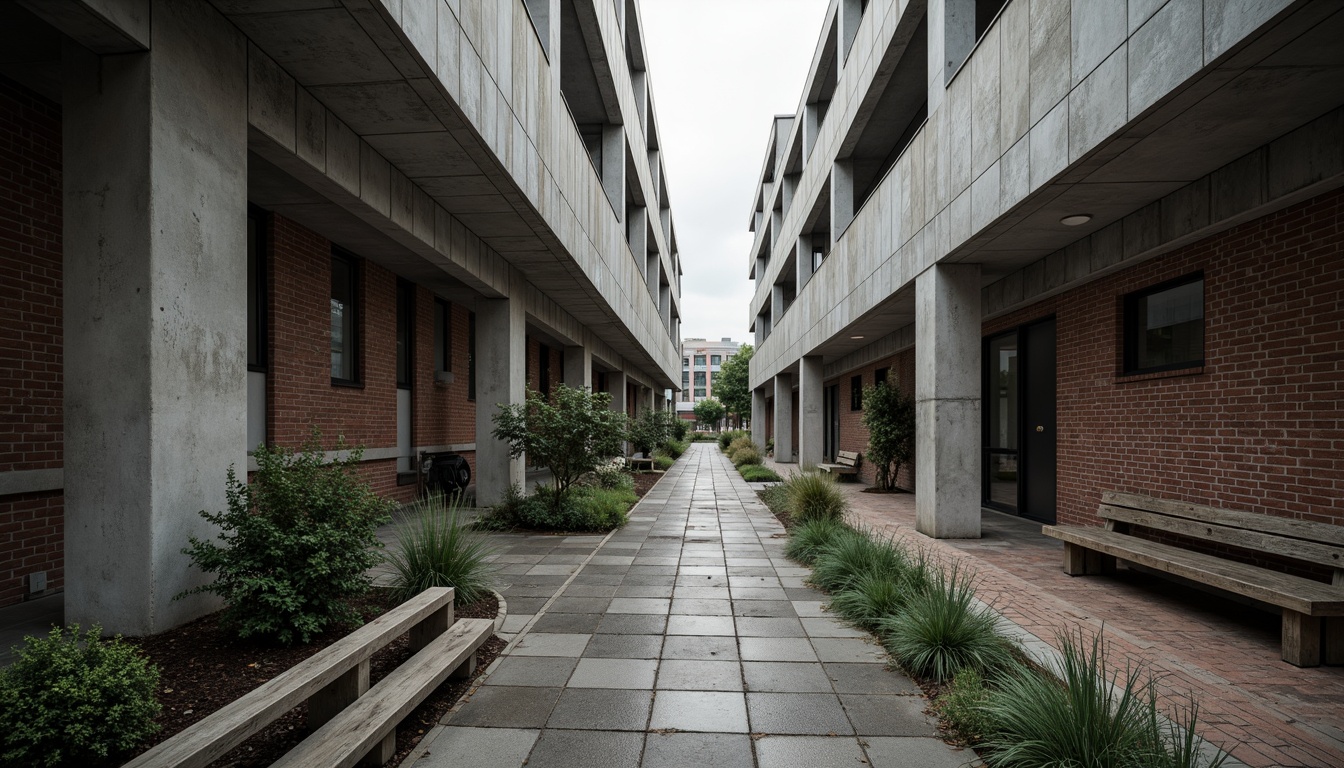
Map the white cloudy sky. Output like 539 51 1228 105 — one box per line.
641 0 830 344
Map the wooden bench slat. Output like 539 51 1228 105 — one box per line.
271 618 494 768
124 587 455 768
1102 491 1344 547
1100 504 1344 571
1044 526 1344 616
837 451 860 460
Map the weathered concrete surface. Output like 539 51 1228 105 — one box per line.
475 275 528 506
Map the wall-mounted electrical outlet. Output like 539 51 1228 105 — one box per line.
28 571 46 593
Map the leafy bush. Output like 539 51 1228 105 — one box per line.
830 571 906 630
493 385 627 518
718 429 748 450
0 625 160 767
862 381 916 491
586 461 634 491
660 439 689 459
732 447 763 467
879 565 1013 682
654 455 674 471
691 431 718 442
711 343 753 427
982 630 1227 768
386 494 497 606
726 436 755 457
694 398 727 429
784 470 848 523
670 417 690 442
181 437 394 645
784 516 848 564
480 483 633 532
740 465 782 482
938 666 996 746
628 408 677 456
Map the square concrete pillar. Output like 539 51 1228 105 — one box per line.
832 161 855 247
915 263 982 539
474 276 527 506
563 344 592 389
751 387 768 445
773 373 794 463
771 284 786 328
798 356 825 467
62 1 248 635
607 369 628 413
796 235 815 288
628 205 647 276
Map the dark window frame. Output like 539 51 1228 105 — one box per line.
247 206 268 373
330 248 361 386
875 367 889 386
467 311 477 401
433 298 452 377
1122 272 1205 376
396 279 414 390
850 375 863 411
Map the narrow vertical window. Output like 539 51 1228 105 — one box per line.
467 311 477 401
875 367 889 386
850 375 862 410
396 280 413 389
330 251 358 383
247 209 267 372
433 299 452 379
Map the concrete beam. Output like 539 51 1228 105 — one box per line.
798 355 824 467
62 0 246 635
773 373 794 463
915 263 981 539
474 275 527 505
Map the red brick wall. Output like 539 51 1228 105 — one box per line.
0 76 63 605
983 188 1344 531
413 291 476 479
827 350 917 488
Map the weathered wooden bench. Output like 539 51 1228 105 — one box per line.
1043 492 1344 667
817 450 861 479
125 587 493 768
627 452 655 472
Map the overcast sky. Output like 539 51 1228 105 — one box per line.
641 0 830 345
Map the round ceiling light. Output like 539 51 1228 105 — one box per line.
1060 214 1093 226
850 335 864 340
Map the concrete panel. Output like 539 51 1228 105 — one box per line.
798 356 824 468
1001 135 1030 208
326 112 361 194
999 0 1031 152
230 8 401 86
773 374 794 463
63 0 247 634
1068 44 1127 163
1030 97 1068 188
1070 0 1125 85
1160 177 1210 241
752 387 768 446
475 277 527 506
1029 0 1071 125
1267 107 1344 200
1210 148 1265 223
1129 0 1167 32
970 23 1000 179
295 87 326 171
970 161 1001 234
1205 0 1294 63
360 141 391 216
1128 0 1202 117
947 68 973 197
248 44 295 151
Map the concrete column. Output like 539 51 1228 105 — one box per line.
751 387 768 445
646 249 660 302
475 276 527 506
771 284 786 328
608 369 628 414
563 344 592 389
659 283 672 332
628 205 647 276
803 102 822 160
915 263 982 539
832 161 855 245
798 356 824 467
602 123 625 212
773 373 794 462
62 0 247 635
796 235 815 288
840 0 863 60
781 173 797 214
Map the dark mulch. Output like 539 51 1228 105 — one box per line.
860 486 911 494
632 470 663 497
123 592 503 768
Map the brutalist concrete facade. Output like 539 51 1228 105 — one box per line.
747 0 1344 538
0 0 681 632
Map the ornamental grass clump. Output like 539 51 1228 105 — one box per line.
785 516 848 565
740 465 782 482
830 570 907 631
732 446 763 467
0 624 160 768
180 435 394 645
386 493 497 606
784 470 848 523
879 564 1014 683
726 436 755 458
809 527 891 592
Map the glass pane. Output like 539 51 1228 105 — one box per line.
247 215 262 368
1137 280 1203 370
988 453 1018 509
988 333 1018 450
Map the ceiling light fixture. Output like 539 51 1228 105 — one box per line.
1060 214 1093 226
850 335 864 340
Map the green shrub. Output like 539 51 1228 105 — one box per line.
585 461 635 491
732 446 763 467
830 571 907 630
670 418 690 442
718 429 748 450
726 436 755 457
809 527 884 592
692 432 718 442
386 494 497 606
481 484 634 532
660 439 689 459
784 470 848 523
628 408 677 456
180 436 394 645
785 516 849 564
938 666 996 746
879 565 1013 683
570 485 637 529
654 455 674 471
740 465 782 482
982 630 1227 768
0 625 160 767
862 381 916 491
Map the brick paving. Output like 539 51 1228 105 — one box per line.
409 444 976 767
774 461 1344 768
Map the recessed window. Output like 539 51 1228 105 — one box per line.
682 371 690 387
694 388 707 398
1124 274 1204 375
683 357 690 368
850 375 862 411
467 311 477 401
694 355 706 366
433 299 452 377
247 209 267 372
396 280 413 390
710 354 721 366
330 250 359 384
875 367 889 386
694 371 706 386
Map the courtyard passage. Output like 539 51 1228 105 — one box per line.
409 443 971 767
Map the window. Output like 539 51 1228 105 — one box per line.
683 357 690 368
694 371 706 386
710 355 721 366
396 280 413 389
875 367 889 386
433 299 452 377
850 375 863 411
467 311 477 400
694 388 707 398
246 209 267 372
330 250 358 383
1124 274 1204 374
682 371 690 387
539 343 552 397
694 355 706 366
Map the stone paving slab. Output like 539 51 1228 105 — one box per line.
414 444 967 767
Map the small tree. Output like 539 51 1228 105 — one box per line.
861 382 916 491
628 408 675 456
711 344 753 427
492 385 627 514
693 398 727 430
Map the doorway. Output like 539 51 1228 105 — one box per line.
982 318 1056 524
823 384 840 462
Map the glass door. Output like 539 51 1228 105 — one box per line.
983 332 1019 512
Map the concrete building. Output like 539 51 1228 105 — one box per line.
0 0 681 633
747 0 1343 541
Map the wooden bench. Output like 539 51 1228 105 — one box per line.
125 587 493 768
627 452 655 472
817 450 861 479
1042 492 1344 667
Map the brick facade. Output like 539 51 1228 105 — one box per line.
827 350 917 489
0 77 63 605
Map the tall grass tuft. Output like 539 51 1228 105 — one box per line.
810 528 896 592
740 464 782 482
879 564 1013 682
784 471 848 523
830 571 906 630
732 446 763 466
785 516 848 565
387 493 498 605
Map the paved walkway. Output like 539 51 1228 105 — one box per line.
409 443 974 768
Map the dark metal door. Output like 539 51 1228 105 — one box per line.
1021 319 1057 523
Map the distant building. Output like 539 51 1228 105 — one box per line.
676 338 740 424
